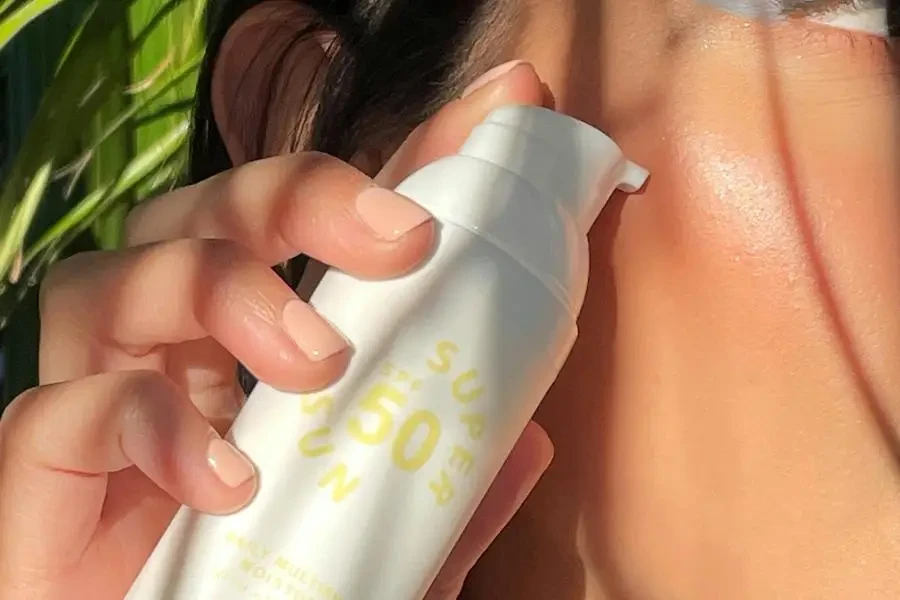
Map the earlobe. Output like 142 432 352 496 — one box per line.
211 0 332 166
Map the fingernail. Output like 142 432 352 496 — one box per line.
207 438 255 488
355 187 432 241
282 299 349 361
462 60 526 98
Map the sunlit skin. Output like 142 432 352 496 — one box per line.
466 3 900 598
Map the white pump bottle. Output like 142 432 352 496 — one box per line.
125 105 647 600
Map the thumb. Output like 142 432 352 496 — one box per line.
376 60 548 189
424 421 554 599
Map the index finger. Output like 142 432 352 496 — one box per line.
298 62 547 295
124 63 545 267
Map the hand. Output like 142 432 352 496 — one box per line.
0 63 554 600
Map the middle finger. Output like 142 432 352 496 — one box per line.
39 238 349 391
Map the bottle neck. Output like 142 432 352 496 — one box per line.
458 123 567 208
457 121 641 234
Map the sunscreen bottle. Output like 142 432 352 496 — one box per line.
126 105 648 600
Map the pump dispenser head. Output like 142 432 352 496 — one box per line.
458 105 648 232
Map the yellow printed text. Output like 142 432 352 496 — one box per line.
392 410 441 471
428 469 455 505
318 462 360 502
301 395 334 416
448 445 474 475
427 341 459 374
459 413 485 441
451 370 484 404
299 427 334 457
347 382 407 445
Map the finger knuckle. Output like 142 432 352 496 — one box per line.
274 153 369 244
204 237 253 264
289 150 338 170
190 239 258 289
229 152 338 194
151 237 250 277
122 202 149 244
0 387 48 455
38 252 99 315
145 238 264 329
308 150 348 169
121 370 179 404
288 151 363 188
116 370 180 425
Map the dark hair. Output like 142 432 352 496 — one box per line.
189 0 504 184
190 0 503 391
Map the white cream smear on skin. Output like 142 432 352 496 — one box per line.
701 0 889 36
813 4 887 35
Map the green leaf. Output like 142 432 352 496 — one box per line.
0 0 202 250
0 0 206 332
0 1 121 229
23 119 189 269
87 0 132 249
0 0 70 54
76 52 199 162
0 163 52 283
129 0 203 155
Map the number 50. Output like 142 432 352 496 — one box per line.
347 382 441 472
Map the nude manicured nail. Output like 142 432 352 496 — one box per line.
207 438 255 488
462 60 526 98
355 187 432 241
282 299 348 361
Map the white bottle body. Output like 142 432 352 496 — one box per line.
126 156 583 600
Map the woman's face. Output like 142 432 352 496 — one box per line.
472 2 900 598
220 1 900 597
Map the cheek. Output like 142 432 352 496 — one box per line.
645 21 900 409
539 17 900 599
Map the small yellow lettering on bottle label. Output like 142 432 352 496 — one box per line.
429 469 455 505
427 341 459 373
318 463 360 502
301 395 334 416
460 413 485 441
219 530 343 599
448 445 474 475
452 370 484 404
226 530 273 560
299 427 334 457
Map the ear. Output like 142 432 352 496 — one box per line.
212 0 332 165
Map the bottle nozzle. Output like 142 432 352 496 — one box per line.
617 160 651 193
459 105 648 233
